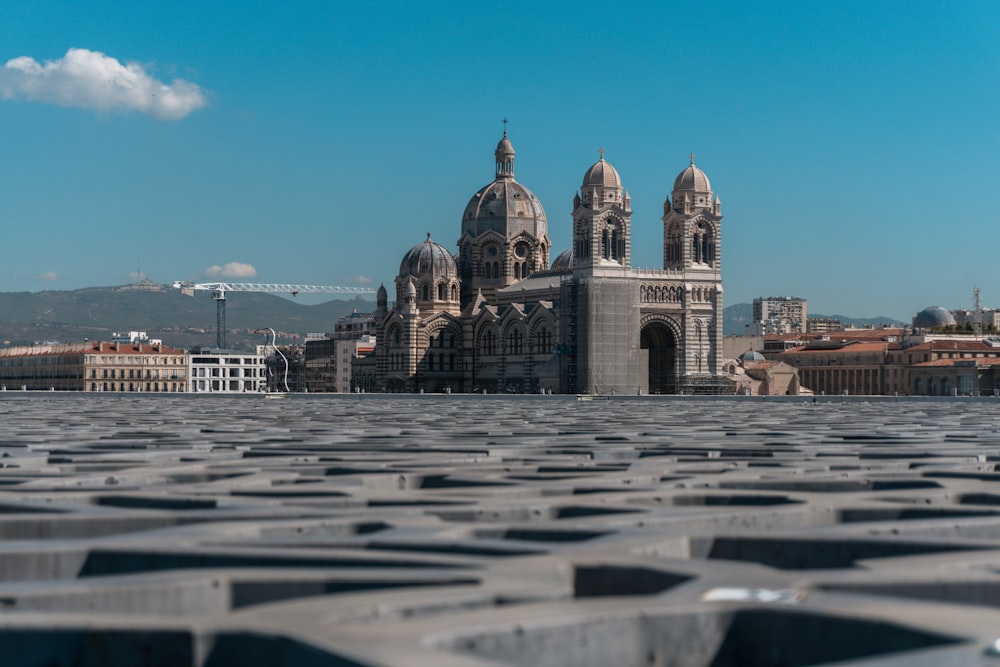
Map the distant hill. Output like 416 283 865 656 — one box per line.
723 303 754 335
723 303 906 336
0 286 908 349
0 284 375 350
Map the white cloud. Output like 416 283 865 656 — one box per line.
342 275 373 284
32 271 60 282
205 262 257 279
0 48 205 120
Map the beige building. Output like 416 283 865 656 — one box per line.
806 317 843 334
0 341 187 392
953 309 1000 333
909 357 1000 396
722 351 802 396
751 296 807 335
778 340 897 396
773 326 1000 396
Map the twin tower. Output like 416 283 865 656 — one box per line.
374 131 724 394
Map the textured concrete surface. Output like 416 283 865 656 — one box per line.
3 394 1000 665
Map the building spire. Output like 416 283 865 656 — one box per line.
494 121 515 180
689 152 696 165
599 147 605 161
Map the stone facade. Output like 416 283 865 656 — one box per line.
774 330 1000 396
374 134 726 394
0 341 187 392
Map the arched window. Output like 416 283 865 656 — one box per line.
480 330 497 356
507 329 524 355
437 283 446 300
535 327 552 353
450 284 458 301
422 283 430 300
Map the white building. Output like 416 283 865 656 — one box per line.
335 334 376 393
189 350 266 393
112 331 163 346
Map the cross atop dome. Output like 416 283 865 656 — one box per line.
689 152 696 165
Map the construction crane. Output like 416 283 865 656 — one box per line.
172 281 378 349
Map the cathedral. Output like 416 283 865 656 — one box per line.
373 131 725 394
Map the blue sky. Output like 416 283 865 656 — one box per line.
0 1 997 321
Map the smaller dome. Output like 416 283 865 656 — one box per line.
582 152 621 189
496 133 515 157
399 234 456 281
913 305 956 329
673 154 712 193
551 249 575 271
739 349 766 362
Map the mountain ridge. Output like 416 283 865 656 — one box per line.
0 284 906 348
0 284 374 349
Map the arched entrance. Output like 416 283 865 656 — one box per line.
641 321 677 394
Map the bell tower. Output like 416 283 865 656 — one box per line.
572 148 633 272
662 154 724 379
663 153 722 271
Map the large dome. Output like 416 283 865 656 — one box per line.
461 132 548 241
582 155 621 189
913 305 956 329
399 234 456 281
673 155 712 193
550 248 575 271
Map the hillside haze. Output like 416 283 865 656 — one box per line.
0 284 375 350
0 284 906 349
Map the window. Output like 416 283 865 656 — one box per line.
507 329 523 355
535 328 552 353
481 330 497 356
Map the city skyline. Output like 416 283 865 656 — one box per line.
0 2 997 321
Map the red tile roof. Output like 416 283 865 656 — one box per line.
0 342 185 358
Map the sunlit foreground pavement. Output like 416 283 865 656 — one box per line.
2 393 1000 666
